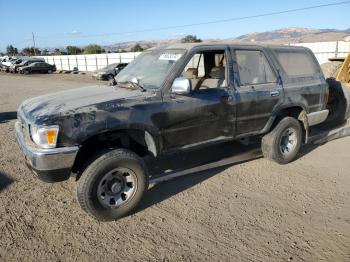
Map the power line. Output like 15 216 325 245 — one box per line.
7 0 350 46
35 0 350 40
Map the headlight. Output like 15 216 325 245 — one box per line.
30 125 59 149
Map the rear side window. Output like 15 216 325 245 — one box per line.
274 48 319 77
236 50 276 86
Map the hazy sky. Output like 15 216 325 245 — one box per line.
0 0 349 51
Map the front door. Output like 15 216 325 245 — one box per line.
159 48 235 151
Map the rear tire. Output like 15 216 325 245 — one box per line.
77 149 148 221
262 117 302 164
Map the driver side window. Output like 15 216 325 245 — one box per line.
181 50 227 91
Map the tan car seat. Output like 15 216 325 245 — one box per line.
183 68 199 89
200 66 226 89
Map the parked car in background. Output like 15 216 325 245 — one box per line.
1 57 22 72
92 63 128 80
18 62 56 74
10 57 45 73
0 56 5 67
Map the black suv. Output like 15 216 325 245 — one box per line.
16 43 339 221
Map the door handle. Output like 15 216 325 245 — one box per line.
270 90 280 97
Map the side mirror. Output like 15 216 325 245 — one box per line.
171 77 192 95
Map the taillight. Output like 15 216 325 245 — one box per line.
325 87 330 104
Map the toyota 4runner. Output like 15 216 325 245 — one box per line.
16 43 337 221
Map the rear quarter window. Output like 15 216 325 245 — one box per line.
273 48 319 77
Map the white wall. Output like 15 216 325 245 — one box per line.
38 41 350 71
40 52 141 72
291 41 350 64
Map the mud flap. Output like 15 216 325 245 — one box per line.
298 110 309 144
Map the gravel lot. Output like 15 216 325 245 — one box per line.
0 72 349 261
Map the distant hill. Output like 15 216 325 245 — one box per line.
231 27 350 44
41 27 350 53
103 39 181 52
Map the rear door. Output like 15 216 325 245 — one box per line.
31 63 39 72
271 47 327 114
44 63 51 72
231 47 284 135
39 63 47 72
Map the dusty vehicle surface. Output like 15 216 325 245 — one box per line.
92 62 128 80
16 43 335 221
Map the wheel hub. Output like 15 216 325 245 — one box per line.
279 128 297 157
97 167 138 208
109 178 124 194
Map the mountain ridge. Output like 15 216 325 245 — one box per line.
103 27 349 51
41 27 350 52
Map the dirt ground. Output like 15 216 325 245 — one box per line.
0 72 349 261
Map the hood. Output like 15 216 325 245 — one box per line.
94 67 114 74
20 85 145 123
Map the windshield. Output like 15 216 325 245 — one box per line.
115 49 186 89
102 63 118 70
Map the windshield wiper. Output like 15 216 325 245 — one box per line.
118 80 146 92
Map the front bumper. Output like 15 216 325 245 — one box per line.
15 121 79 182
93 73 109 80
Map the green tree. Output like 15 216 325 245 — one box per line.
130 44 144 52
6 45 18 55
66 46 82 55
21 47 41 56
53 48 62 55
83 44 104 54
181 35 202 43
41 49 50 55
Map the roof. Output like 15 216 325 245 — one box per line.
153 41 308 51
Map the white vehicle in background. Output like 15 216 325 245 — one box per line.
1 56 20 72
1 56 32 72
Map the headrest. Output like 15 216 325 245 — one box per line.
210 66 225 79
184 68 198 78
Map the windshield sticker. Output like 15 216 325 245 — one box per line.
159 53 182 61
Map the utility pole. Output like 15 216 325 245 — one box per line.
32 32 36 56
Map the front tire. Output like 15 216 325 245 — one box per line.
262 117 302 164
77 149 148 221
